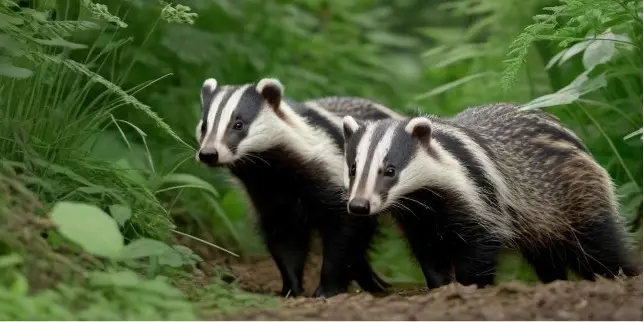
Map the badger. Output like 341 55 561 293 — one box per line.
341 103 640 289
195 77 403 298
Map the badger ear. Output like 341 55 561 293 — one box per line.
405 117 433 147
256 78 284 109
201 78 218 108
342 115 360 140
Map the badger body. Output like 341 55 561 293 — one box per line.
342 103 639 289
195 78 399 298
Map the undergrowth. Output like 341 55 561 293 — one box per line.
0 0 641 318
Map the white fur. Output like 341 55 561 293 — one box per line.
200 78 218 108
202 78 218 92
405 117 432 135
438 126 514 239
237 100 346 185
360 125 396 211
343 162 350 190
199 88 229 155
255 78 284 96
349 124 376 201
343 115 360 135
386 138 494 228
214 85 251 163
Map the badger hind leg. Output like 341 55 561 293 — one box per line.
521 246 569 283
452 236 501 288
567 213 640 280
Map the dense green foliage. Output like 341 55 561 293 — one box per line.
0 0 641 318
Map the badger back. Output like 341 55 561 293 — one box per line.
450 103 619 244
307 97 405 121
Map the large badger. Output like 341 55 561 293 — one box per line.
341 103 640 288
195 77 403 297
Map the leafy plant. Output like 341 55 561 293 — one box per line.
49 200 207 269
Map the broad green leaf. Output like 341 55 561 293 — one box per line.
0 34 24 57
558 40 591 66
119 238 174 259
49 202 124 258
0 13 24 26
172 245 202 264
158 248 184 267
545 47 567 70
520 70 606 110
87 270 140 288
520 91 580 111
109 204 132 227
583 38 615 70
0 63 33 79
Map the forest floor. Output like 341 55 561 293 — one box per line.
195 254 643 321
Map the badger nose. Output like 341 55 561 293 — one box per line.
348 198 370 215
198 150 219 166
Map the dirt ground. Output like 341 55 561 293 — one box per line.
200 255 643 321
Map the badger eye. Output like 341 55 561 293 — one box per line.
384 165 396 177
349 162 357 177
233 121 243 130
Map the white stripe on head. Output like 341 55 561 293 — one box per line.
362 125 396 208
204 89 228 141
214 85 251 162
216 85 250 143
349 124 375 200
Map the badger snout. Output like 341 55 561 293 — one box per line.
197 149 220 167
348 198 371 215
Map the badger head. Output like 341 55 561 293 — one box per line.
341 115 434 215
195 77 286 167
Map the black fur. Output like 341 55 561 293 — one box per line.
230 146 388 297
343 105 640 290
392 187 501 288
198 87 393 298
387 122 500 289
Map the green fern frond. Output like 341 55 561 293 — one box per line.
501 20 556 91
501 0 641 91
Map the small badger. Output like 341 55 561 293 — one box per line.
341 103 640 288
195 77 402 298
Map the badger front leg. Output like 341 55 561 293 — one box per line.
451 235 500 288
259 209 311 297
314 212 381 298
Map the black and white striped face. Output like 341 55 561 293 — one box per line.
196 78 285 167
342 116 434 215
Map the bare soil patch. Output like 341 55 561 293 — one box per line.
202 255 642 321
